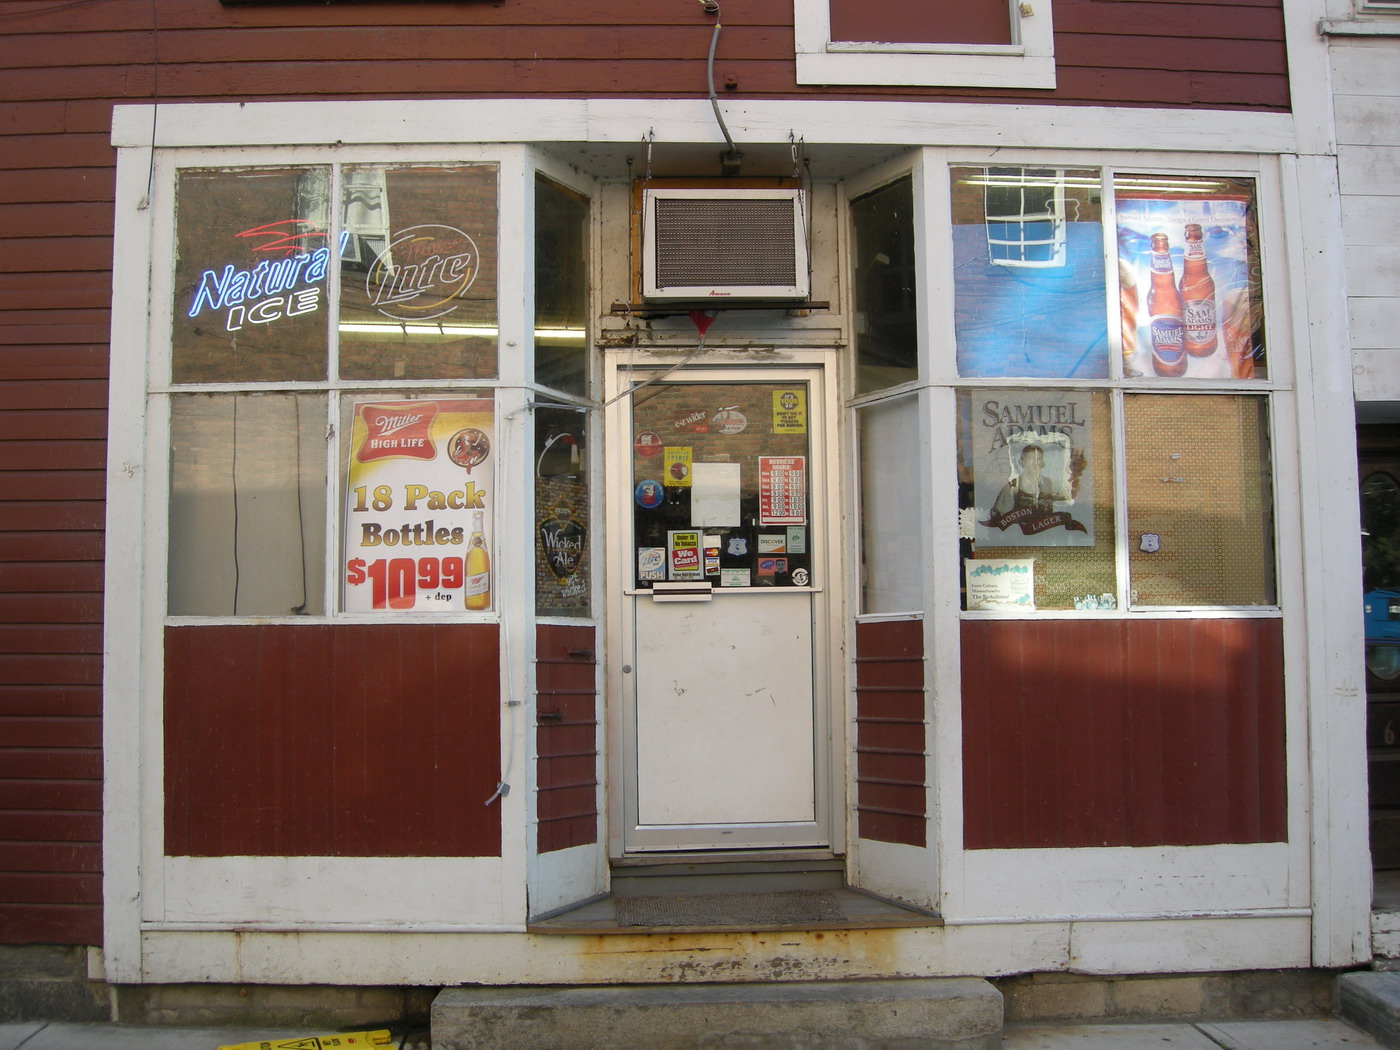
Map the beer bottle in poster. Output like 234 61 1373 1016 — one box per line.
465 510 490 610
1146 232 1187 377
1179 223 1218 356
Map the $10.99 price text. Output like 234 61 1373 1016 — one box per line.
345 556 464 610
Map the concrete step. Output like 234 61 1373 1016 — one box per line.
1340 971 1400 1049
431 977 1002 1050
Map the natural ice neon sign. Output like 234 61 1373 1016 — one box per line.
186 223 345 331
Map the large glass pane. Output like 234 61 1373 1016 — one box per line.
958 389 1116 611
859 395 923 614
339 165 499 381
1125 394 1275 606
631 381 813 589
534 175 590 396
173 168 331 383
535 405 591 617
951 166 1107 379
168 394 326 615
1115 175 1267 380
340 394 496 613
851 176 918 394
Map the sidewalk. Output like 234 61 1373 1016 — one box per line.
0 1018 1387 1049
1004 1019 1385 1047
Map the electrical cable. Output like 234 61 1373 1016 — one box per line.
701 0 741 173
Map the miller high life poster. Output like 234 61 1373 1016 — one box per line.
343 398 494 612
972 391 1094 548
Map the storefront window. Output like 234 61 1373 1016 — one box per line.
958 389 1115 610
338 164 499 381
167 161 504 620
1124 394 1275 606
951 166 1107 379
535 406 591 617
859 394 923 614
168 393 327 615
340 394 496 613
173 167 332 384
1114 174 1267 381
534 175 589 397
851 176 918 394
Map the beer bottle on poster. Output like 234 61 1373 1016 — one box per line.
1146 232 1187 377
465 510 491 610
1119 258 1143 377
1179 223 1218 357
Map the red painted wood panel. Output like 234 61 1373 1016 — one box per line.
962 618 1286 849
163 623 502 857
535 624 598 855
831 0 1011 46
854 619 927 848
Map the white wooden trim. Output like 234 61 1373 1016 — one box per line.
160 857 510 926
1284 0 1341 156
129 914 1311 985
103 143 160 985
1282 152 1373 967
954 844 1298 919
111 100 1299 158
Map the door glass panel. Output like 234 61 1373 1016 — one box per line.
630 381 813 590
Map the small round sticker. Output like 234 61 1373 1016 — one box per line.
635 479 664 509
634 431 663 458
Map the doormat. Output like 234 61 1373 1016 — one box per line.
615 889 845 927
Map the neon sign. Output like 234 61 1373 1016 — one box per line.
366 224 480 321
186 226 346 332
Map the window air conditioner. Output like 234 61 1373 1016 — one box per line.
641 188 810 302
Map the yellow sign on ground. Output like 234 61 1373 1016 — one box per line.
218 1030 393 1050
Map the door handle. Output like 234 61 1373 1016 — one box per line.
538 710 565 723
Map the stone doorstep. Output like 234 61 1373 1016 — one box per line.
1340 971 1400 1049
431 977 1003 1050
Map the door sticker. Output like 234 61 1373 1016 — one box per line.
672 409 710 433
668 530 702 580
664 446 693 487
635 479 664 509
772 389 807 434
759 455 807 526
786 527 807 554
635 430 663 458
703 535 722 576
758 557 788 580
712 406 748 434
692 461 741 526
758 534 786 554
721 568 750 588
638 547 666 581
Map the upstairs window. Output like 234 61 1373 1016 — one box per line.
794 0 1055 89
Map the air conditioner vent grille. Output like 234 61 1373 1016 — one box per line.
652 198 799 288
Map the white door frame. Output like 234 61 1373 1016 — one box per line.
603 352 846 859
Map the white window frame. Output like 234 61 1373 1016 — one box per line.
793 0 1056 89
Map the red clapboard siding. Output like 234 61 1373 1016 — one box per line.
536 624 599 855
854 619 927 848
962 618 1287 849
164 623 502 857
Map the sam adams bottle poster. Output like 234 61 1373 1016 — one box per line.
1116 193 1263 381
343 398 494 612
972 391 1094 548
